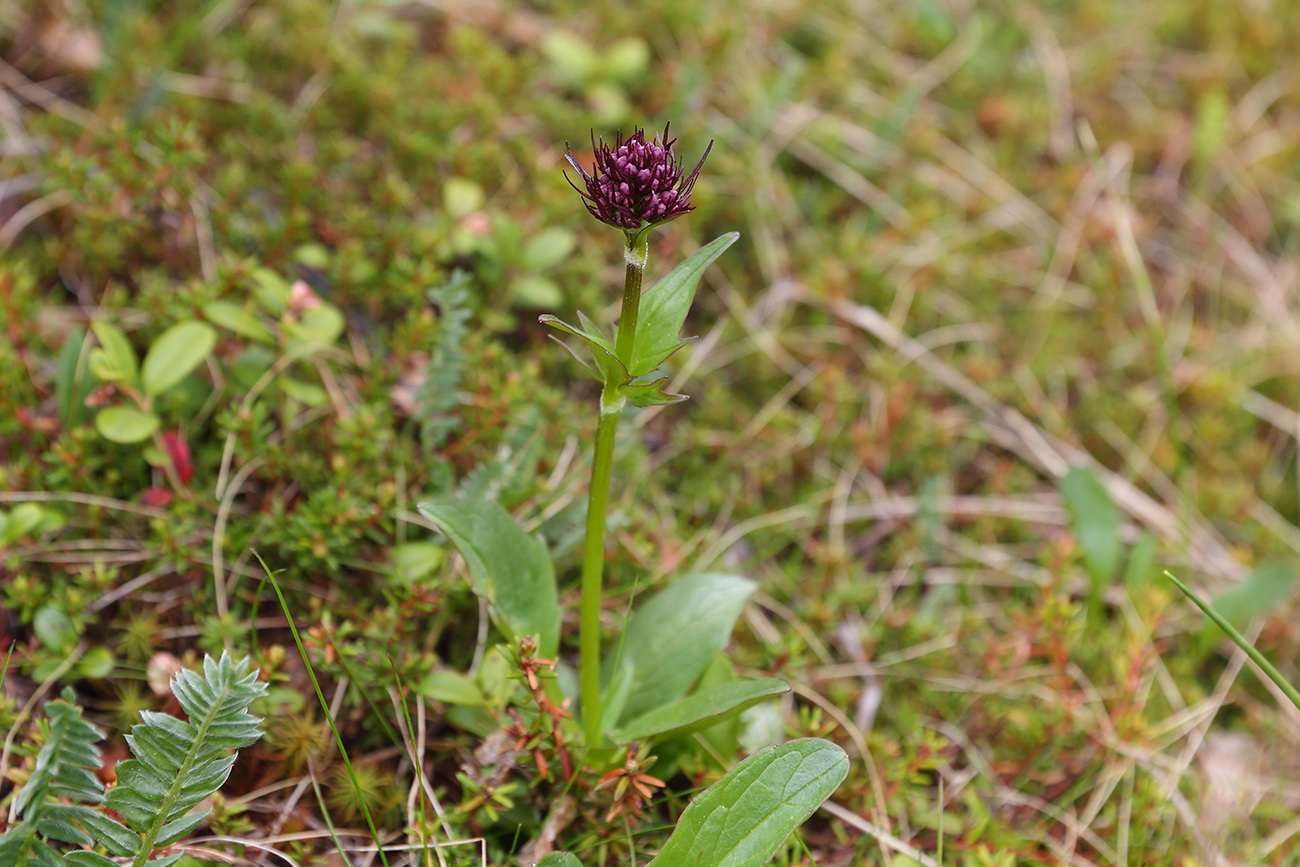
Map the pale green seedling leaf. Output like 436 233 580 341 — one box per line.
415 671 485 707
141 321 217 396
95 406 160 444
628 232 738 376
390 542 445 586
512 275 564 308
1124 532 1158 590
417 500 560 657
536 853 582 867
1060 466 1122 586
521 227 577 272
55 326 97 428
611 678 789 743
646 738 849 867
90 321 138 384
606 572 755 723
204 300 276 344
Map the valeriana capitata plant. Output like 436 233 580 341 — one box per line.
418 124 846 865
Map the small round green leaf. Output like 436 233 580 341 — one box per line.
536 854 582 867
95 406 160 444
78 647 115 679
34 606 78 653
141 321 217 396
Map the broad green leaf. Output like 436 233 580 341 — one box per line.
694 655 743 768
204 300 275 344
67 852 123 867
416 500 560 657
536 853 582 867
606 573 755 723
647 738 849 867
415 671 484 707
55 327 97 428
521 227 577 272
95 406 160 444
628 232 738 376
141 321 217 396
34 606 77 653
90 321 138 384
1060 466 1121 587
611 678 789 743
1197 561 1297 657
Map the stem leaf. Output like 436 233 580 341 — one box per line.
628 232 738 376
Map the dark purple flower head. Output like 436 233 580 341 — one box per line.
564 123 712 233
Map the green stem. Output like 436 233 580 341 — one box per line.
615 233 648 363
579 234 646 747
579 391 622 746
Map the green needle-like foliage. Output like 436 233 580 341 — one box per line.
68 652 267 867
0 688 106 867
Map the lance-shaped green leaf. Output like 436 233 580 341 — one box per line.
141 321 218 397
1060 466 1122 591
611 678 789 744
628 232 738 376
620 374 688 407
647 738 849 867
417 500 561 657
605 573 755 724
539 313 629 386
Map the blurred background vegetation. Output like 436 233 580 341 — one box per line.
3 0 1300 864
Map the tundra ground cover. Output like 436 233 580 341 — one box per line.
3 1 1300 865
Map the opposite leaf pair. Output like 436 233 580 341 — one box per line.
540 232 738 406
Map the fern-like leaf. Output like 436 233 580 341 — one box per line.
92 652 266 865
455 404 542 503
416 271 472 450
0 688 105 867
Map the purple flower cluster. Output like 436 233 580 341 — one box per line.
565 124 712 231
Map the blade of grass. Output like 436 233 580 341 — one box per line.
1165 570 1300 712
388 654 438 867
252 548 392 867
